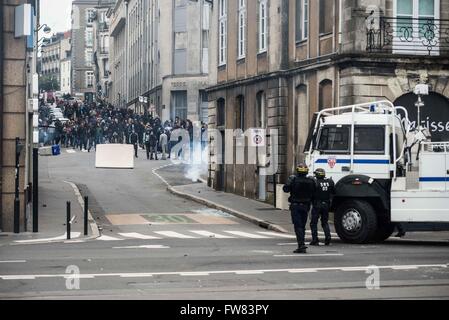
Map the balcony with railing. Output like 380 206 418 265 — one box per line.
366 16 449 56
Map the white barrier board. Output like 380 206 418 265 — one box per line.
95 144 134 169
39 147 53 156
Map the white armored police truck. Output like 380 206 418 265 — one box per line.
304 85 449 244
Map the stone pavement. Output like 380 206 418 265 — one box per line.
169 182 295 234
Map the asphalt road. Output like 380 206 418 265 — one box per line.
0 148 448 300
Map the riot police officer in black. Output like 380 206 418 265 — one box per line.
283 163 316 254
310 168 335 246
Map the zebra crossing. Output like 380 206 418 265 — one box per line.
96 230 296 242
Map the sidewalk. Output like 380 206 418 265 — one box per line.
0 156 98 245
168 182 295 234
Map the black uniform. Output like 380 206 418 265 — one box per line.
283 174 316 248
311 177 335 244
130 132 138 158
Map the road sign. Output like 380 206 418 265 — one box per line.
248 128 266 147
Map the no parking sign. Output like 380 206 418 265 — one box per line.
248 128 266 147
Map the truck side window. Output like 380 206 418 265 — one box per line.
354 126 385 154
318 126 349 153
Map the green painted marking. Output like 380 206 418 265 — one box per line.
143 215 198 224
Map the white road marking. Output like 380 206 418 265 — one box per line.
66 149 76 154
180 272 210 276
112 245 169 249
189 230 236 239
0 260 26 264
391 266 419 270
118 233 161 240
153 231 198 239
277 242 297 246
97 235 124 241
14 232 81 244
340 267 372 272
305 230 339 237
2 264 447 281
274 254 344 257
120 274 153 278
224 231 271 239
235 271 265 275
257 231 296 239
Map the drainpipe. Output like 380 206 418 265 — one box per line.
0 0 4 231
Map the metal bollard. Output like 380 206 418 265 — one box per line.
66 201 71 240
84 196 88 236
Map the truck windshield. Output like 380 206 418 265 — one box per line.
318 126 350 152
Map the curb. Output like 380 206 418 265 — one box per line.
9 182 101 246
64 181 101 241
167 185 290 234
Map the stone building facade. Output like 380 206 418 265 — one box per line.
207 0 449 205
41 32 71 90
71 0 98 102
93 0 114 103
109 0 210 122
1 0 39 232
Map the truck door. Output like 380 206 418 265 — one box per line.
312 125 351 183
352 126 390 180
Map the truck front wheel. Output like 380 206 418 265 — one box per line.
334 200 378 244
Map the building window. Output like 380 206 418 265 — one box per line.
172 91 188 120
258 0 268 53
296 0 308 42
256 91 266 128
85 28 93 47
86 9 95 24
217 98 226 127
235 95 245 130
319 0 333 35
238 0 246 59
319 79 333 111
85 48 93 67
218 0 227 66
86 71 94 88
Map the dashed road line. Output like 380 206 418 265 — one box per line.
189 230 236 239
1 263 447 281
224 231 271 239
118 233 161 240
97 235 124 241
0 260 26 264
274 254 344 258
257 231 296 239
153 231 198 239
112 245 170 249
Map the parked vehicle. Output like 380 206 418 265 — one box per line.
305 85 449 244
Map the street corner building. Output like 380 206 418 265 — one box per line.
206 0 449 206
108 0 210 122
1 0 40 232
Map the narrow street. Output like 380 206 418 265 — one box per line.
1 149 448 300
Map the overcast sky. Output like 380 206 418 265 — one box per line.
40 0 73 35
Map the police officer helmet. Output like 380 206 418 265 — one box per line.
296 163 309 175
314 168 326 179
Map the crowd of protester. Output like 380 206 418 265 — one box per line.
38 98 208 160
